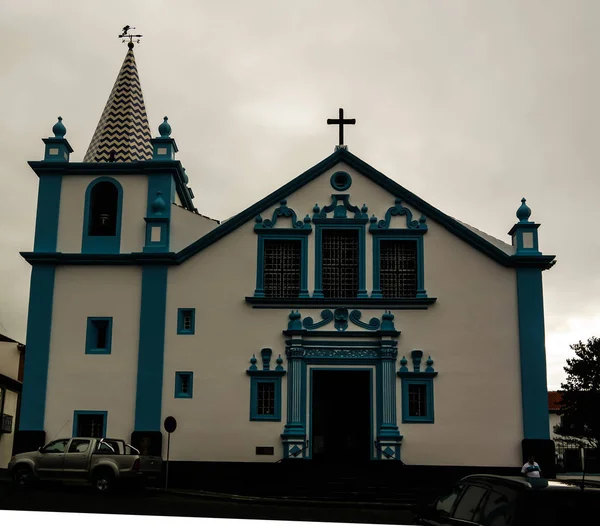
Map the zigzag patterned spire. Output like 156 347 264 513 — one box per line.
84 46 152 162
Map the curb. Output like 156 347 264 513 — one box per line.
149 487 416 510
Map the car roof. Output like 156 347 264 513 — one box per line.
461 474 600 493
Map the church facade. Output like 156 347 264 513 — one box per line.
15 43 556 471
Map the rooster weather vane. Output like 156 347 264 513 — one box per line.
119 25 143 48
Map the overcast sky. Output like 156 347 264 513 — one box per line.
1 1 598 390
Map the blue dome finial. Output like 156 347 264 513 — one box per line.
516 197 532 222
52 116 66 138
159 116 172 138
182 167 189 184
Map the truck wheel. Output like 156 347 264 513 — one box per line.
93 469 114 494
13 466 34 489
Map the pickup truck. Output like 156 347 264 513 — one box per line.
8 437 163 493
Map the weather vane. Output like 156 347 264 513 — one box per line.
119 25 143 48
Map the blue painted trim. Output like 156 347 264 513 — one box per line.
144 219 170 253
177 308 196 335
401 378 434 423
19 265 56 430
82 177 123 254
517 268 550 439
308 367 374 460
134 265 168 431
314 223 367 298
254 200 312 230
85 317 113 354
371 230 427 299
33 176 62 252
175 372 194 399
42 137 73 162
73 410 108 437
249 376 282 421
254 233 310 298
509 223 541 256
28 160 196 213
369 199 427 231
330 171 352 191
247 296 435 310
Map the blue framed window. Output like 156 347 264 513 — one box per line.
371 232 427 299
85 317 113 354
175 372 194 398
400 378 434 423
73 410 107 437
255 234 310 298
82 177 123 254
177 308 196 335
250 377 282 421
314 224 367 298
246 348 286 421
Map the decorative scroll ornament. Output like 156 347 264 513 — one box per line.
369 198 427 231
312 194 369 220
298 308 392 332
255 199 311 230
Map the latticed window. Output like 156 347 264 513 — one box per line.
322 229 359 298
380 240 417 298
264 240 301 298
408 384 427 417
257 382 276 415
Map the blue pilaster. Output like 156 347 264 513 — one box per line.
19 265 56 430
134 265 168 431
517 268 550 439
510 198 550 440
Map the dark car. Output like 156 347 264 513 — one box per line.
415 474 600 526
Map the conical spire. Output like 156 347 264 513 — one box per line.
84 45 152 162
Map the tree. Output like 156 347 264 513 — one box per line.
554 337 600 449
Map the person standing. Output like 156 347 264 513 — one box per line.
522 455 542 478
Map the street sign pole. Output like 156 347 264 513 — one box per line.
163 416 177 491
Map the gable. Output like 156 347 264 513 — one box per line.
177 148 553 269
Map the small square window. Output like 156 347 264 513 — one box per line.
175 372 194 398
177 308 195 335
402 379 434 423
73 411 107 437
250 377 281 421
85 317 113 354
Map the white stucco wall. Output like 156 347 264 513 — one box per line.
0 341 20 380
162 161 523 466
549 412 561 440
56 175 148 254
170 205 219 252
44 266 142 441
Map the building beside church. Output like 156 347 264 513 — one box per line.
15 40 557 474
0 333 25 468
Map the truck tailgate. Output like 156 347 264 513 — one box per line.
140 455 162 474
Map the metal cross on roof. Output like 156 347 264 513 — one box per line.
327 108 356 146
119 25 143 49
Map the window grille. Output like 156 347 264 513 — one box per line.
380 240 417 298
77 414 105 438
264 240 301 298
180 375 190 394
322 230 359 298
408 384 427 417
182 312 192 331
257 382 276 415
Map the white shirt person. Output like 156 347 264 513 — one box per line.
522 456 542 478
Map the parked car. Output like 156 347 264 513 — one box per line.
414 474 600 526
8 437 162 493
